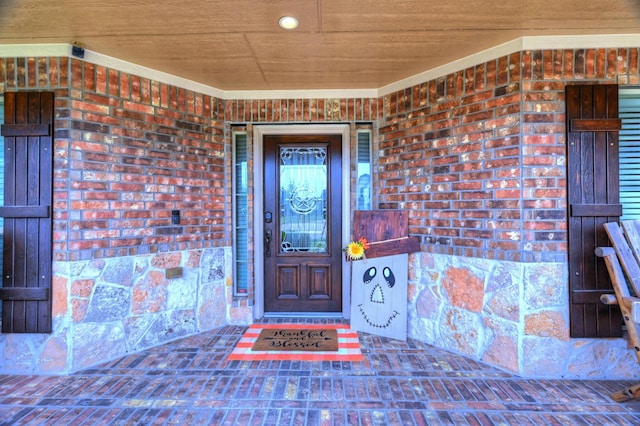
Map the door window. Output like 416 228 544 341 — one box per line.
279 146 328 253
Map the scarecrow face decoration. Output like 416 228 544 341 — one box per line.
350 253 408 340
357 265 400 329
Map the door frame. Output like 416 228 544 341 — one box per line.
253 124 351 319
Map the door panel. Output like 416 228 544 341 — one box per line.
264 134 342 312
308 265 331 299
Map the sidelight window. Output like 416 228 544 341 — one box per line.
356 129 372 210
233 131 249 295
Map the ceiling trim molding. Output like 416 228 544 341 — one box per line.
0 43 226 99
521 34 640 50
82 48 226 99
377 38 524 97
377 34 640 96
0 43 70 57
1 34 638 101
82 49 226 99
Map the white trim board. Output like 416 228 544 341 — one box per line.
252 124 351 320
0 43 225 99
1 34 638 100
378 34 640 96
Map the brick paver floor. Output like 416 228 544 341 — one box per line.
1 318 640 425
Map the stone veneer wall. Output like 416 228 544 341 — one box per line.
381 48 640 378
408 253 638 379
4 248 235 374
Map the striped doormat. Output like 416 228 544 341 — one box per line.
227 323 363 362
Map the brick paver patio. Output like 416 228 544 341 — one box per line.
1 319 640 425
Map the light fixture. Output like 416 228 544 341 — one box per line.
279 16 299 30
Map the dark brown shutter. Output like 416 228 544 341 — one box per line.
0 92 54 333
567 84 623 338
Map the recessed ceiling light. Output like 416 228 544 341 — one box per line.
279 16 299 30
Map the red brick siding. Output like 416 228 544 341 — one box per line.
0 57 228 261
223 98 383 123
379 48 640 262
1 46 638 264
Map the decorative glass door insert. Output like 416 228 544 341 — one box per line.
279 147 328 254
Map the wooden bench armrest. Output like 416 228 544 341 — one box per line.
601 294 640 323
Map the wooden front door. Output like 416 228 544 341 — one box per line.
263 134 342 313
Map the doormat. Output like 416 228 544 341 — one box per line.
227 323 363 362
253 328 339 352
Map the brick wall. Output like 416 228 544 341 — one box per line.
223 97 382 123
1 50 637 265
0 57 229 262
379 48 639 262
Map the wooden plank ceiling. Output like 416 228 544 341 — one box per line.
0 0 638 90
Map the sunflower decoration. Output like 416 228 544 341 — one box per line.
344 237 370 261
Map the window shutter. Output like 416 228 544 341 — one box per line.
0 92 54 333
566 84 623 338
0 97 4 301
619 91 640 219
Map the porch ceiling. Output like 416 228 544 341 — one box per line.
0 0 638 91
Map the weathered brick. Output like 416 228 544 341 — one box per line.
90 65 106 95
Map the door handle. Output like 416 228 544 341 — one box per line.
265 229 272 257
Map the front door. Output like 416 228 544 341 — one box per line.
263 134 342 313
